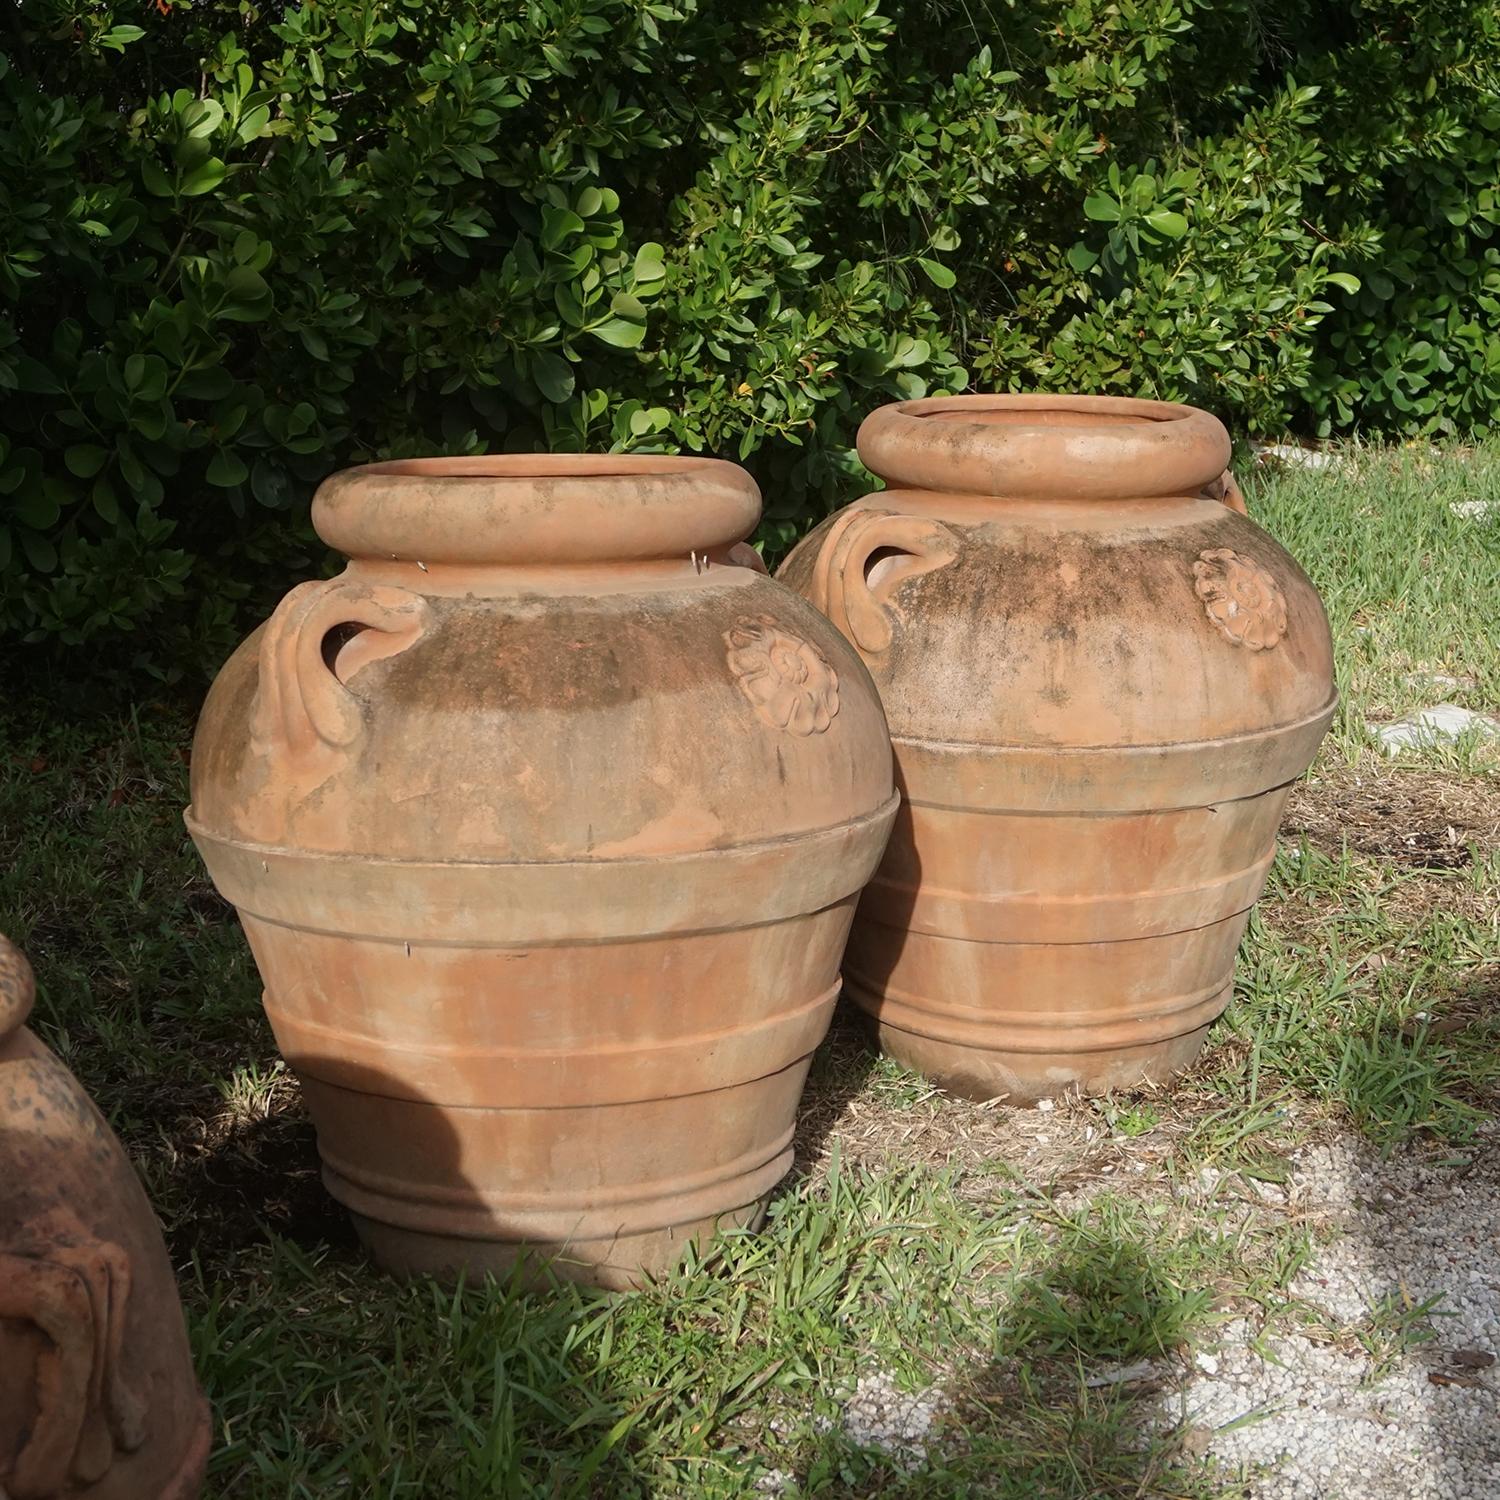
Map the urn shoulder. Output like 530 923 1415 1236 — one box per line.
190 457 893 859
779 396 1334 751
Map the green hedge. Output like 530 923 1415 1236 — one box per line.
3 0 1497 669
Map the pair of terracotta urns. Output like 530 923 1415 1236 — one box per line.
180 394 1336 1292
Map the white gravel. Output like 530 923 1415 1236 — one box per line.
751 1134 1500 1497
1253 442 1342 473
753 1469 796 1494
838 1368 947 1468
1156 1137 1500 1497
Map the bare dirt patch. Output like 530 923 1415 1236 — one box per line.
1284 761 1500 870
793 1013 1203 1204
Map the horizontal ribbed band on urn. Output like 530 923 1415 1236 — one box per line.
312 453 762 565
857 394 1232 501
845 973 1233 1055
322 1125 796 1242
892 697 1338 815
186 794 899 945
271 978 841 1109
858 847 1275 946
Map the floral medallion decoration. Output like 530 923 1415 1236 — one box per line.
1192 548 1288 650
725 617 840 735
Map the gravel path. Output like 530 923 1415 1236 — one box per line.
787 1130 1500 1497
1165 1134 1500 1498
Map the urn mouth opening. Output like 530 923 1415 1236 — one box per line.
857 394 1231 501
927 405 1165 429
311 454 763 566
360 454 718 482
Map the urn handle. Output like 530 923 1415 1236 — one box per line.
251 577 430 774
806 509 960 656
1202 467 1248 515
0 1237 143 1499
725 541 770 574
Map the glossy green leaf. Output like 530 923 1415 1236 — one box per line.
633 242 667 284
917 258 956 290
1143 210 1188 239
64 444 108 478
179 158 226 197
140 159 174 198
590 317 646 349
532 351 575 403
205 450 248 487
18 526 56 573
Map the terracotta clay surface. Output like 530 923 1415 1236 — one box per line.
779 395 1336 1102
0 934 210 1500
188 455 896 1289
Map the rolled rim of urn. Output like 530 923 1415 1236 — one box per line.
857 393 1233 501
312 452 763 565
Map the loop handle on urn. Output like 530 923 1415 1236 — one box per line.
250 578 430 775
1203 467 1248 515
805 509 960 657
725 541 770 574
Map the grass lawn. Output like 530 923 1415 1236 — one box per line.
1 444 1497 1498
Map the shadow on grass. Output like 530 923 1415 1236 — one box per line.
169 1076 356 1268
179 1036 1225 1497
186 1054 667 1498
3 696 1237 1496
715 1195 1224 1500
939 1222 1217 1498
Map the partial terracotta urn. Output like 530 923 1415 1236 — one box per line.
0 935 210 1500
187 456 897 1289
779 396 1336 1102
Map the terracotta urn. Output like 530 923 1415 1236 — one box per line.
0 934 210 1500
779 396 1336 1102
187 455 897 1289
